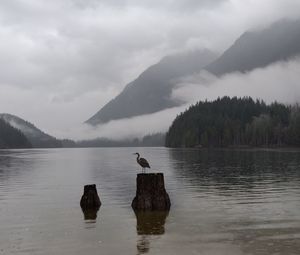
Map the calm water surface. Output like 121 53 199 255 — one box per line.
0 147 300 255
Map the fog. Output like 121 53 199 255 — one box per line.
172 57 300 105
59 105 188 140
0 0 300 139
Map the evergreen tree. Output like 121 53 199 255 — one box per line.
166 97 297 148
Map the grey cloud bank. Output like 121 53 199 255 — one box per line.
63 57 300 140
0 0 300 138
173 58 300 105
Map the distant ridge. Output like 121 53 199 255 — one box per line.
0 114 62 148
205 19 300 76
86 50 217 125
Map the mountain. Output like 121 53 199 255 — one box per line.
86 50 217 125
205 19 300 76
86 19 300 125
0 114 62 148
0 118 32 149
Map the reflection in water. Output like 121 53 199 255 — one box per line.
135 211 169 235
1 148 300 254
0 150 36 181
168 148 300 254
137 237 150 255
169 148 300 193
135 211 169 254
0 150 37 201
81 208 100 221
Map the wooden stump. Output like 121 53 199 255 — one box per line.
132 173 171 211
80 184 101 211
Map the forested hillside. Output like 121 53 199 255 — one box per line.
0 114 62 148
0 119 32 148
166 97 300 148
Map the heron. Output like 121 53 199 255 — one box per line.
134 153 150 173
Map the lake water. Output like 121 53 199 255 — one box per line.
0 147 300 255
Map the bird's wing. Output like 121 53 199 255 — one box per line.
140 158 150 168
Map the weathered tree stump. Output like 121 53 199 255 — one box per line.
80 184 101 211
132 173 171 211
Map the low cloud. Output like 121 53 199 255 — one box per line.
172 57 300 105
57 105 187 140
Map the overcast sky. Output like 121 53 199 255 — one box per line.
0 0 300 138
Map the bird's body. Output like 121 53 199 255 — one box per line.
134 153 150 173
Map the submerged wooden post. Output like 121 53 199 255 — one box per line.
132 173 171 211
80 184 101 210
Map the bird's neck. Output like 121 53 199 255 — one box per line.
136 154 140 160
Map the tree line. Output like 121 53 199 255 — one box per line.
165 96 300 148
